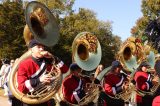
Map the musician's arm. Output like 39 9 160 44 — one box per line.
17 62 40 93
42 52 69 74
44 55 68 74
62 79 78 104
104 77 123 96
94 64 103 78
17 64 30 93
137 76 152 91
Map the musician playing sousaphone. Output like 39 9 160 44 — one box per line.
61 63 102 106
100 60 130 106
133 61 159 106
8 1 69 106
62 63 88 105
59 32 102 105
15 39 68 106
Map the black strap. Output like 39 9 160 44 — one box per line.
33 64 47 79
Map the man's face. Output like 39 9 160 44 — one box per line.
114 66 122 74
73 68 82 77
31 45 45 58
10 60 15 66
142 66 148 72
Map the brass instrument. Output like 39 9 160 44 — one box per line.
136 53 160 96
116 37 160 99
71 32 101 105
100 68 136 102
54 32 101 105
72 32 102 71
114 37 144 101
115 83 135 102
67 80 100 106
117 37 145 72
97 37 146 102
78 74 100 105
78 82 100 105
97 37 144 78
9 1 61 104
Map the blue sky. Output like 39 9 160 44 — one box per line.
72 0 143 41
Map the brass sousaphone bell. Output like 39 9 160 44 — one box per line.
72 32 102 71
97 37 144 80
25 1 59 46
9 1 61 104
97 37 145 102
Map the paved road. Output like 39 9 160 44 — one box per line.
0 96 10 106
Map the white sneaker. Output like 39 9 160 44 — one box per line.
8 101 11 105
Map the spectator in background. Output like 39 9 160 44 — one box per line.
3 59 15 104
3 59 15 95
0 58 10 88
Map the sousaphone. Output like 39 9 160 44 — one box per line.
72 32 102 71
136 51 160 96
60 32 101 105
9 1 61 104
97 37 145 102
97 37 145 81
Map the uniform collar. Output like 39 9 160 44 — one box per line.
32 56 44 66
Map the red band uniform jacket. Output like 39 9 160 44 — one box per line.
62 74 91 104
103 73 127 97
17 56 68 94
134 71 153 103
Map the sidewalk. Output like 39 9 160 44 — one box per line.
0 88 10 106
0 96 10 106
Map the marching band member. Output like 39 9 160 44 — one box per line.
16 39 68 106
133 61 158 106
62 63 94 105
100 60 129 106
152 95 160 106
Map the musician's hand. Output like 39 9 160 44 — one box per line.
150 69 156 74
84 83 91 93
40 51 53 58
95 64 103 78
126 75 131 81
122 81 129 90
39 74 52 84
152 75 159 85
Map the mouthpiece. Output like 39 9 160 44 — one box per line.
40 51 48 55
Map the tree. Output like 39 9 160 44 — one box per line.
131 0 160 53
131 0 160 39
52 8 122 66
131 16 149 38
0 1 122 68
0 1 26 59
37 0 75 16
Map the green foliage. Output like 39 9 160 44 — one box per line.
131 0 160 38
0 1 122 69
0 2 26 59
37 0 74 15
52 8 122 66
